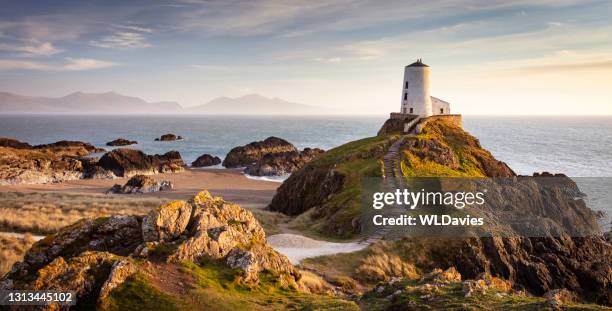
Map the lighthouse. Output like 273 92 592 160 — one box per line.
401 59 432 116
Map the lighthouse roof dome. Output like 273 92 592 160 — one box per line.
406 59 429 67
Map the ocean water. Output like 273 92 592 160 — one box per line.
0 115 610 229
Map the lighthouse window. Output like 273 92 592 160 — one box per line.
440 108 444 114
409 108 414 114
405 81 409 89
403 92 407 100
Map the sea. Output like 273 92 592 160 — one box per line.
0 115 610 229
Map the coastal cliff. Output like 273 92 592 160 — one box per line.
269 118 611 306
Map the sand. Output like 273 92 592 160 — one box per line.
267 233 367 264
0 168 279 209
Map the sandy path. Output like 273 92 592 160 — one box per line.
0 168 279 209
267 233 367 264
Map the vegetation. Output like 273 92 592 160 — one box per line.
0 191 166 234
104 260 358 311
286 135 398 239
0 234 35 276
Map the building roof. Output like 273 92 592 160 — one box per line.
406 59 429 67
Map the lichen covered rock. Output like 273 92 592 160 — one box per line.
107 174 173 194
142 200 192 242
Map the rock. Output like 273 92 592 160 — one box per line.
5 215 142 282
424 267 462 284
0 146 86 185
33 140 105 154
166 191 299 283
544 289 577 309
461 272 513 297
96 148 185 177
225 248 259 282
98 259 137 303
0 137 32 149
155 133 182 141
245 147 324 176
191 154 222 167
222 136 297 168
107 174 173 194
106 138 137 146
142 200 192 242
1 190 303 309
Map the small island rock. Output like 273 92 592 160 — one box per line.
106 138 137 146
222 136 297 168
155 134 183 141
191 154 222 167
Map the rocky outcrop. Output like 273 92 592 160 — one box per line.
0 137 32 149
245 147 324 176
222 136 297 168
191 154 221 167
155 133 183 141
96 148 185 177
33 140 105 154
0 146 86 185
1 191 300 309
269 118 611 305
106 138 137 146
107 174 173 194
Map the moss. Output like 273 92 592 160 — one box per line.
103 272 183 311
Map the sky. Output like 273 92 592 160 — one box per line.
0 0 611 115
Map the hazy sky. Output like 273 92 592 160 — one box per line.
0 0 611 115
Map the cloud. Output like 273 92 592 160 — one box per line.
0 57 117 71
90 31 151 49
0 42 63 57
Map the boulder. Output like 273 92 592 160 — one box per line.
544 288 578 309
96 148 185 177
245 147 324 176
222 136 297 168
142 200 192 242
191 154 222 167
155 133 182 141
107 174 173 194
0 190 302 308
106 138 137 146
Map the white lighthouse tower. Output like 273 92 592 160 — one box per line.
400 59 432 117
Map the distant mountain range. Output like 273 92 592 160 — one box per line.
0 92 324 115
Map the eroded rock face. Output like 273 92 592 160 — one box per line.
1 191 300 309
96 148 185 177
106 138 137 146
222 136 297 168
191 154 221 167
142 200 192 242
245 148 324 176
107 174 173 194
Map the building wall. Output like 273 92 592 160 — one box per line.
431 97 450 115
401 66 432 117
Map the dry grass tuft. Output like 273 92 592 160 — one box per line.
0 192 167 234
0 234 35 276
355 252 420 283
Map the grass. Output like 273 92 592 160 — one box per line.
0 234 35 276
360 279 609 311
0 191 167 234
285 135 398 240
103 260 358 311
